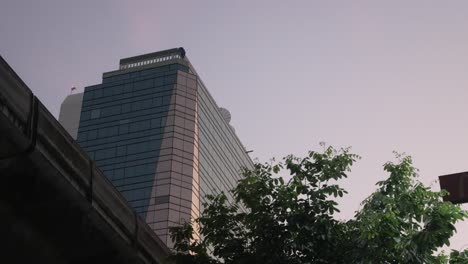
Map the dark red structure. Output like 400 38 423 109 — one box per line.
439 172 468 204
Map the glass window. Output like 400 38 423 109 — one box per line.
151 118 161 128
155 195 170 204
174 116 184 127
95 148 116 160
90 109 101 119
153 97 162 106
116 146 126 156
132 101 142 111
162 96 171 105
134 79 153 90
149 139 161 150
103 87 114 96
160 116 167 126
94 89 103 98
142 99 152 109
81 110 91 121
112 85 123 95
129 120 151 133
122 103 131 113
181 187 192 201
125 166 135 177
154 77 164 86
87 130 97 140
110 126 119 136
127 142 149 154
123 83 133 93
119 124 129 134
164 74 176 84
186 99 196 110
83 91 93 101
97 128 107 138
102 106 121 117
140 120 151 130
77 132 87 141
114 168 124 179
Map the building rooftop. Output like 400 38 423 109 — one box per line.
119 47 186 70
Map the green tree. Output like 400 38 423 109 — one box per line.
169 147 467 264
448 250 468 264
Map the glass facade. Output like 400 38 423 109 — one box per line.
77 48 253 247
197 80 253 212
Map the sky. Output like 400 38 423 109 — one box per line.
1 0 467 250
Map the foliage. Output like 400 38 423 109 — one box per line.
168 147 468 264
350 153 467 263
448 250 468 264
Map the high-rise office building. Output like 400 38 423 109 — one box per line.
68 48 253 247
59 92 83 139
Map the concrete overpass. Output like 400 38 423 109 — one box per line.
0 56 171 263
